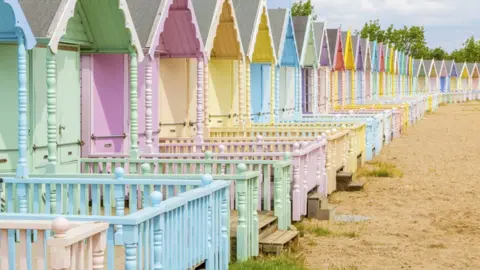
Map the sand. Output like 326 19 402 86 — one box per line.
302 102 480 270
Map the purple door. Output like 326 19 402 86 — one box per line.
87 54 128 155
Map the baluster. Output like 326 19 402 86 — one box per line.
50 217 71 270
292 143 301 221
204 60 209 130
152 191 163 270
145 57 153 153
218 145 226 174
16 34 28 177
46 48 57 173
197 57 204 137
301 142 308 217
123 224 139 270
239 58 244 126
129 50 139 158
114 167 125 245
92 229 107 269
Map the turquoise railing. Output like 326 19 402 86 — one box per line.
79 155 293 229
0 176 231 269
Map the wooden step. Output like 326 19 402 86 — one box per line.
260 230 299 255
347 181 365 192
258 211 278 240
336 171 353 191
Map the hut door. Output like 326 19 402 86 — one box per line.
250 64 271 123
261 65 271 122
0 45 19 173
440 77 446 92
30 48 49 173
90 54 127 155
56 47 81 173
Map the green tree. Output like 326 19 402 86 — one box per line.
427 47 449 60
291 0 317 20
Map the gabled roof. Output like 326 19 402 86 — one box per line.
268 8 298 65
292 16 308 58
413 58 427 77
313 21 324 63
233 0 275 62
128 0 204 59
459 62 470 77
434 60 447 77
326 28 338 65
193 0 244 59
466 62 477 76
370 41 378 71
0 0 36 49
314 21 331 67
423 59 436 76
445 60 457 77
19 0 144 60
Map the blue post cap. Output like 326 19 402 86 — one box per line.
201 174 213 186
151 191 163 206
114 167 125 179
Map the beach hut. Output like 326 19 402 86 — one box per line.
193 0 244 130
388 47 395 96
467 63 479 90
327 28 345 107
446 60 458 92
459 62 469 91
370 40 379 100
413 59 427 93
293 15 317 114
350 35 361 103
314 22 331 113
360 38 372 103
18 0 143 173
423 59 438 92
379 43 387 97
128 0 204 151
435 60 448 93
268 8 299 121
408 56 414 94
234 0 276 124
341 31 355 104
0 0 36 176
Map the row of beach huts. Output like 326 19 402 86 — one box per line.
0 0 479 269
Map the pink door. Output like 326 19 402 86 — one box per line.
82 54 128 156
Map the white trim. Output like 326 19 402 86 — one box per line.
276 9 288 61
205 0 245 61
47 0 144 61
247 2 277 64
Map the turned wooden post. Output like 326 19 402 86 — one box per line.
145 57 154 153
50 217 71 270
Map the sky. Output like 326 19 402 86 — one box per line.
267 0 478 52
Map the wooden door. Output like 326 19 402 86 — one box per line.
90 54 127 155
0 45 19 173
56 47 81 173
30 48 49 173
250 64 263 122
261 65 271 123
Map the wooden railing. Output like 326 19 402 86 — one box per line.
79 141 325 223
0 173 243 264
0 217 108 269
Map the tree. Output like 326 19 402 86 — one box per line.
291 0 317 20
357 21 430 59
427 47 449 60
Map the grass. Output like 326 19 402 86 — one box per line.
356 160 403 178
230 246 307 270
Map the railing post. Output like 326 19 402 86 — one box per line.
219 145 226 175
255 135 263 153
92 225 107 269
152 191 163 270
202 174 215 268
114 167 125 245
292 143 301 221
220 177 230 269
123 223 139 270
204 151 213 174
141 163 152 208
51 217 71 270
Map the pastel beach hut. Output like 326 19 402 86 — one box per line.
359 37 372 103
408 56 414 95
370 40 379 100
423 59 438 93
466 63 479 90
435 60 448 93
458 62 470 91
128 0 204 151
378 43 387 96
314 21 332 113
293 15 318 114
341 30 355 104
193 0 244 130
0 0 36 176
387 46 395 96
268 8 300 122
17 0 143 173
326 28 345 107
413 59 427 93
233 0 276 124
445 60 458 92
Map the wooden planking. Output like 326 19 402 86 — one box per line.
260 230 299 255
230 210 276 237
211 1 241 59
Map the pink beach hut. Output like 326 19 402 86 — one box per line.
128 0 204 154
